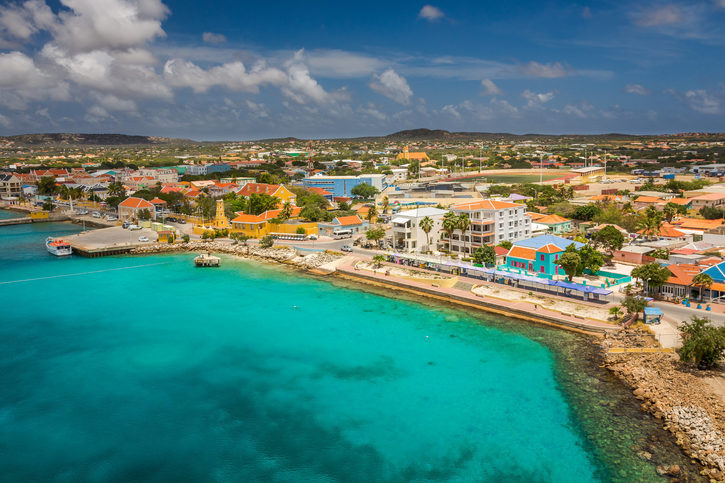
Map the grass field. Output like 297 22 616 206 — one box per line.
464 174 564 184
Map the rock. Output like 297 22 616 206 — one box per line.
638 451 652 461
667 465 681 476
656 465 668 476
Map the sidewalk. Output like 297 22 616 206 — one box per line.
336 258 617 335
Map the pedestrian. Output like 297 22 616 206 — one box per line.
534 304 538 310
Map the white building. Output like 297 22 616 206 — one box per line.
391 207 448 253
391 168 408 181
448 200 531 255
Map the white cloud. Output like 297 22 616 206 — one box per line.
419 5 444 21
282 50 350 105
369 69 413 105
163 58 287 94
519 61 569 78
522 89 555 106
633 4 684 27
684 89 721 114
0 112 10 127
563 102 595 118
245 100 269 118
305 49 385 78
440 104 461 119
202 32 226 44
625 83 651 95
357 103 387 121
480 78 503 96
91 92 137 111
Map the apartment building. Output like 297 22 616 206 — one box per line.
447 200 530 255
0 173 22 198
391 207 448 252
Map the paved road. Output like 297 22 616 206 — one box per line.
651 300 725 328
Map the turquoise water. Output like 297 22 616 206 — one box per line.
0 207 22 219
0 215 700 482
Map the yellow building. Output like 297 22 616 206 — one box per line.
395 146 429 162
230 206 318 237
229 213 268 237
238 183 297 206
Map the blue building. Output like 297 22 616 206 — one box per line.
505 235 585 279
186 163 230 176
302 174 387 198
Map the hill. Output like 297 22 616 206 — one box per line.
0 133 193 146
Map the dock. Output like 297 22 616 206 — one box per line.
0 215 69 226
194 253 220 267
64 226 158 257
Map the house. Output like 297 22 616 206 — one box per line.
317 215 368 237
447 199 531 255
118 197 155 221
391 207 448 253
648 264 702 299
637 223 689 241
505 235 585 278
671 218 723 235
149 198 167 213
667 198 693 210
612 245 656 264
688 193 725 211
0 173 22 198
633 196 666 210
494 246 508 265
395 146 429 162
534 214 572 234
229 213 268 238
238 183 297 206
306 186 333 202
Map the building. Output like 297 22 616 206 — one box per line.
302 174 388 198
447 199 531 255
395 146 429 162
238 183 297 206
317 215 368 237
688 193 725 211
0 173 22 198
118 197 155 221
671 218 723 235
505 235 584 278
534 214 572 234
306 186 333 202
186 163 230 176
391 207 448 253
149 198 167 214
571 166 605 182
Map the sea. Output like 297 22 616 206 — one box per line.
0 211 703 482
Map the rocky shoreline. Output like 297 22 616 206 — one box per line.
604 329 725 481
129 240 343 270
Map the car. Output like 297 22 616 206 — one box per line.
341 245 353 252
128 224 142 230
306 234 318 240
138 236 150 242
166 217 177 222
106 216 117 221
122 222 130 229
92 211 101 218
77 209 89 215
176 218 186 224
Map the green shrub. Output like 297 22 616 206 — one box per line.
679 316 725 369
259 235 274 248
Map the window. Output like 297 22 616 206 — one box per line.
540 254 544 261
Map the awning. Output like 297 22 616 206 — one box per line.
644 307 663 316
391 217 410 224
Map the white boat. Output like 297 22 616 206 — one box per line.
46 237 72 256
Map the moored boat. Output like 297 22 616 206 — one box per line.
46 237 72 256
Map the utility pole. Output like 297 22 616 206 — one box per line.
540 153 543 185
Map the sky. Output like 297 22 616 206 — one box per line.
0 0 724 140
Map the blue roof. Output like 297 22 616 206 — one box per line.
513 235 585 250
703 261 725 282
644 307 663 316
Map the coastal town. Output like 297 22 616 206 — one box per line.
3 132 725 478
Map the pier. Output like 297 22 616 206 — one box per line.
0 215 69 226
65 226 158 257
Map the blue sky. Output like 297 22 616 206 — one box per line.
0 0 724 140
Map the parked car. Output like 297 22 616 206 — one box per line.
176 218 186 224
77 209 89 215
92 211 101 218
122 222 130 229
106 216 117 221
341 245 353 252
128 224 141 230
166 217 177 222
306 234 318 240
138 236 150 242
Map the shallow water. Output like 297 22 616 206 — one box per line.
0 218 701 482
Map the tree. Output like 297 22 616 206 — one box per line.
457 212 471 256
338 201 350 211
473 245 496 266
442 212 457 250
592 225 624 256
281 200 293 220
579 244 604 274
637 206 663 238
373 254 386 268
609 306 623 321
571 204 600 221
622 295 647 322
381 195 389 214
259 235 274 248
182 234 190 243
42 200 54 212
631 262 670 294
366 204 377 224
37 176 57 195
296 227 306 235
556 251 581 282
663 202 686 222
692 273 713 302
350 183 379 199
420 216 434 251
366 227 385 245
679 316 725 369
300 205 332 222
246 193 279 215
138 208 152 221
497 240 513 250
196 195 216 219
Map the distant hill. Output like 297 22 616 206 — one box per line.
379 128 646 142
0 133 194 146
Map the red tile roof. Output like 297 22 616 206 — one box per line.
536 243 563 253
308 186 332 196
119 197 154 209
230 214 265 224
149 198 166 204
238 183 281 196
666 264 702 286
452 199 521 211
335 215 364 226
507 246 536 260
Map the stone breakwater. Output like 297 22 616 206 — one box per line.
130 241 342 270
604 329 725 481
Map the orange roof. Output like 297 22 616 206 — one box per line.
185 189 201 197
536 243 563 254
667 198 691 205
527 212 547 221
118 197 154 209
507 246 536 260
452 199 520 211
230 214 265 224
590 194 625 202
710 282 725 292
260 206 303 220
149 198 166 204
307 186 332 196
666 264 702 286
637 223 685 238
634 196 664 203
672 218 723 230
494 246 509 256
690 193 725 201
238 183 281 196
335 215 363 226
536 214 570 225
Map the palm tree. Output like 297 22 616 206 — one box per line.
457 212 471 256
442 212 457 252
692 273 713 302
366 204 377 225
381 196 389 215
281 200 293 219
420 216 434 252
637 206 663 238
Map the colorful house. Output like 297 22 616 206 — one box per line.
505 235 584 278
118 197 154 221
238 183 296 206
229 213 267 238
317 215 368 237
534 214 572 234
